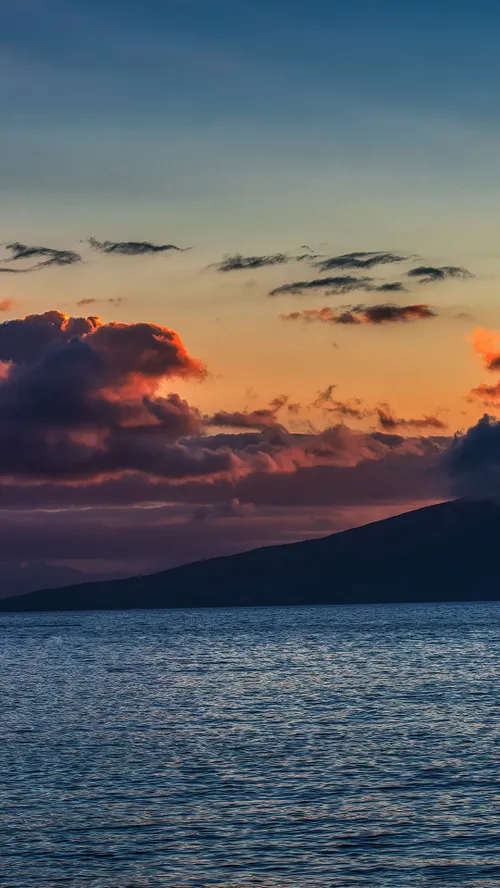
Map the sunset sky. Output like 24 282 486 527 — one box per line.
1 0 500 593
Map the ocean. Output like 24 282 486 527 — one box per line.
1 602 499 887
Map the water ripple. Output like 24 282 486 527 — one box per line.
1 602 500 886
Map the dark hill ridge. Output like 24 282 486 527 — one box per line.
1 499 499 612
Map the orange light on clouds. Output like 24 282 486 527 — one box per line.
471 327 500 371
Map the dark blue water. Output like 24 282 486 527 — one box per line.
1 603 500 887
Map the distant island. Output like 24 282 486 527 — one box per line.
1 499 499 612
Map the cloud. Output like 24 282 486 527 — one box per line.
269 394 289 411
327 399 366 420
375 403 447 430
0 300 13 312
0 310 238 483
86 237 186 256
468 381 500 404
235 444 449 507
376 282 407 292
0 411 451 593
280 303 437 325
270 276 373 297
310 392 445 427
208 408 283 430
191 498 254 522
296 251 322 262
407 265 473 284
466 329 500 405
2 242 81 271
312 384 337 408
0 299 458 587
217 253 289 271
315 251 407 273
447 413 500 498
76 297 123 307
471 328 500 372
0 426 450 511
207 394 291 430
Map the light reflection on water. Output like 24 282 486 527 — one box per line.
1 602 500 887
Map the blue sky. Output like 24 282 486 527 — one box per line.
3 0 500 254
4 1 499 123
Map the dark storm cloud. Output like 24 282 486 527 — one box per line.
217 253 289 271
281 303 437 325
86 237 187 256
315 251 408 273
270 276 373 297
2 242 81 271
407 265 473 284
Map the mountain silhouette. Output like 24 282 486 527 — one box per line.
0 499 498 612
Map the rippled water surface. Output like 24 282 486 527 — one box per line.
2 603 500 887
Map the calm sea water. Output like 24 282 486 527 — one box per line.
1 603 500 888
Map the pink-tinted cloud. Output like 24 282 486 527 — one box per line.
0 310 230 482
281 303 437 325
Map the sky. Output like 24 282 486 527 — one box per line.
1 0 500 595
